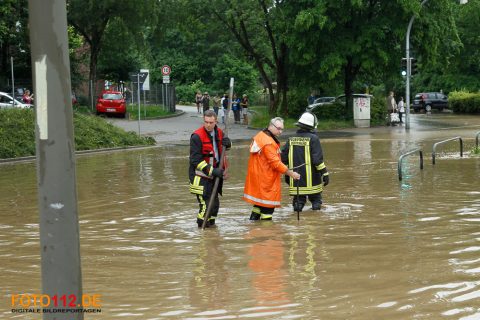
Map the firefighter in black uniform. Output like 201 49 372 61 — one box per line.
189 110 231 227
281 112 329 211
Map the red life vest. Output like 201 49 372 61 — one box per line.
193 126 224 167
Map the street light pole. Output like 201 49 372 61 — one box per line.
405 0 468 130
405 0 429 130
10 57 15 107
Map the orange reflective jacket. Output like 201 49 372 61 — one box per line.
243 130 288 208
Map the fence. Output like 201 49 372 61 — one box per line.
128 82 176 113
76 80 176 114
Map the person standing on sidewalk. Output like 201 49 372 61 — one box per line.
213 93 221 115
195 91 203 114
240 94 249 125
202 92 210 114
232 94 241 124
189 110 231 228
243 117 300 221
397 96 405 124
281 112 329 212
386 91 397 126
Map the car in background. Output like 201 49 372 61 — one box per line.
313 96 335 104
412 92 448 112
306 96 335 110
96 90 126 117
306 93 372 111
0 91 32 109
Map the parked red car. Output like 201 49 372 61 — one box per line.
96 91 126 117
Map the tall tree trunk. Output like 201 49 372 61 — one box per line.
344 56 357 119
88 42 100 107
277 42 288 116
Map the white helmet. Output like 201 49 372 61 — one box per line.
296 112 317 129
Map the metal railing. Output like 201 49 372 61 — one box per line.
398 148 423 181
432 136 463 165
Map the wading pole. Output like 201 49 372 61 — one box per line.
290 163 305 222
202 78 234 229
296 179 300 221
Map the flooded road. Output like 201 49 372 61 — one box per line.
1 113 480 319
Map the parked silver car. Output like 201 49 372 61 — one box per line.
0 91 32 109
306 94 372 111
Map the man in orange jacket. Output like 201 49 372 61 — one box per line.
243 117 300 220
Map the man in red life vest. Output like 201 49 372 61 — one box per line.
189 110 231 228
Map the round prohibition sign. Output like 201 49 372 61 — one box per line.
161 65 171 76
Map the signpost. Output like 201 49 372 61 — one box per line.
161 65 171 110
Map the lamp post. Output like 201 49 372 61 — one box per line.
405 0 429 130
405 0 467 130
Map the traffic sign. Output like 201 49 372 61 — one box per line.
128 71 148 84
161 65 171 76
163 76 170 84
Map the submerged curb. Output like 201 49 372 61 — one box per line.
0 145 160 165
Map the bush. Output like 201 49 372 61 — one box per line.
286 88 310 119
311 101 349 121
370 95 387 125
310 95 386 126
0 108 36 158
175 80 210 104
448 90 480 114
0 108 155 159
175 84 196 105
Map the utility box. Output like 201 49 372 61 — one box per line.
353 96 371 128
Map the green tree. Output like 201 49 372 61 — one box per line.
96 18 143 83
0 0 30 87
67 0 159 96
197 0 291 114
211 53 258 96
288 0 461 117
453 0 480 90
414 0 480 92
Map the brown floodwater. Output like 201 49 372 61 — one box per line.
1 113 480 319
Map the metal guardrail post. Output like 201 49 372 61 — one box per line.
398 148 423 181
476 131 480 149
432 136 463 165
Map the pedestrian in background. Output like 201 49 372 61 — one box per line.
202 92 210 114
386 91 397 126
243 117 300 221
232 94 241 124
397 96 405 124
189 110 231 228
241 94 249 125
307 92 315 105
195 91 203 114
213 93 221 115
22 89 34 105
281 112 329 212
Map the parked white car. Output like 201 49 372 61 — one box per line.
0 91 32 109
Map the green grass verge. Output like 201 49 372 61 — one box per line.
0 108 155 159
127 104 174 120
